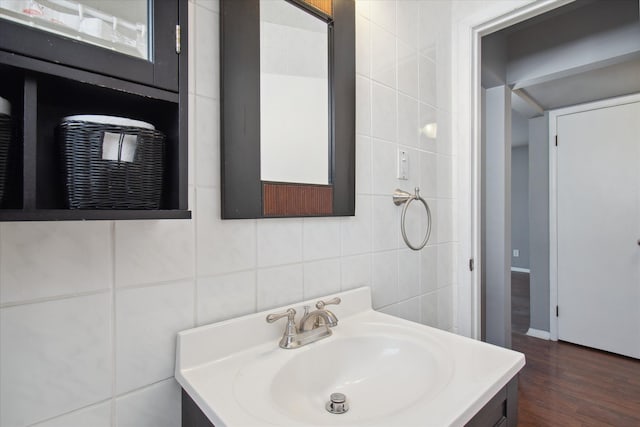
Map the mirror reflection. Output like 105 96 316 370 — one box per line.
259 0 329 185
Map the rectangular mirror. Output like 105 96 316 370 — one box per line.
260 0 329 186
220 0 355 219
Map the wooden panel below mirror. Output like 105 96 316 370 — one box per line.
263 182 333 217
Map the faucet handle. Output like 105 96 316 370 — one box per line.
266 308 296 323
315 297 341 309
266 308 300 349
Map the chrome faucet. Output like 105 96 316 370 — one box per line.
266 297 341 349
299 297 340 332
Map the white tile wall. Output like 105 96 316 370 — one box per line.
197 271 256 325
257 219 303 267
355 15 371 76
340 253 372 291
0 294 112 426
398 93 420 147
370 0 397 35
419 101 438 152
372 195 399 251
187 94 196 186
397 0 419 48
302 219 341 261
114 221 194 288
419 55 437 106
355 75 372 134
195 96 220 188
341 194 373 256
371 139 397 194
31 402 111 427
193 4 219 99
303 259 341 299
257 265 304 311
398 249 421 300
420 150 438 197
196 188 257 276
395 296 421 323
115 379 181 427
115 281 194 394
0 222 112 304
355 135 373 194
0 1 457 425
371 82 397 141
398 43 419 99
371 251 399 308
421 291 438 326
421 244 438 294
371 25 397 88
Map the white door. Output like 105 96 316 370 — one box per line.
557 100 640 359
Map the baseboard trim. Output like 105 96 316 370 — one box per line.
526 328 550 340
511 267 530 273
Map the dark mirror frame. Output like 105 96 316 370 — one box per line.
220 0 355 219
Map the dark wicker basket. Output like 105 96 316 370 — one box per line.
0 114 10 205
58 119 165 209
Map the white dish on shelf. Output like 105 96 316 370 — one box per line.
62 114 155 130
0 96 10 116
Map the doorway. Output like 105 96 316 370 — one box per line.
457 0 640 344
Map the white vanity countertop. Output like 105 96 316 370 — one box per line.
175 287 525 427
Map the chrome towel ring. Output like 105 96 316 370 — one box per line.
393 188 432 251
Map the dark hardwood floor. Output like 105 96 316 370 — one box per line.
510 272 640 426
512 334 640 426
511 271 530 334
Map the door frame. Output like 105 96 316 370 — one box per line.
453 0 574 339
548 92 640 340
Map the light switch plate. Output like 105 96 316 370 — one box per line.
397 149 408 180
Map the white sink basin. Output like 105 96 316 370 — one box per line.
234 330 454 425
176 287 524 427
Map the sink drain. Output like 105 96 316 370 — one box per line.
326 392 349 414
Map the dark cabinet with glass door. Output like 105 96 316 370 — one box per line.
0 0 189 221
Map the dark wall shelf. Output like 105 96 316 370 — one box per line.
0 209 192 222
0 0 190 221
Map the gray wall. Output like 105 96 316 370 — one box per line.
511 146 529 269
528 115 550 332
481 32 507 88
482 85 512 348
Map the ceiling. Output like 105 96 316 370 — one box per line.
484 0 640 120
518 55 640 113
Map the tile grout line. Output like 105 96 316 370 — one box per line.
26 398 114 427
193 189 199 327
110 220 117 426
0 288 111 309
0 224 3 304
191 0 199 329
254 219 259 313
367 1 375 308
394 0 401 313
301 220 306 298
